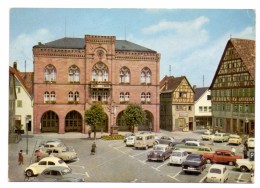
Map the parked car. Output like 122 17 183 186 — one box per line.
228 134 242 145
39 141 66 149
134 134 155 150
154 135 176 146
213 133 230 143
203 149 242 165
247 138 255 149
33 166 85 182
235 158 255 172
169 150 188 165
125 136 135 146
182 154 206 174
39 147 78 162
24 156 69 177
201 132 215 141
123 133 135 142
38 139 63 147
147 144 172 162
174 141 205 154
205 164 229 183
192 146 214 155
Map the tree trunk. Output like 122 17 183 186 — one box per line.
93 126 96 140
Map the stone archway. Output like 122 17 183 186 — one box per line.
41 111 59 133
65 110 83 132
116 111 131 131
139 110 154 131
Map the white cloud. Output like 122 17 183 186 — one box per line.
9 28 55 71
142 16 209 35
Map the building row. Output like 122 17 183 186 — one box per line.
9 34 255 140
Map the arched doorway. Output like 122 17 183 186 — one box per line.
65 110 83 132
41 111 59 133
116 111 131 131
139 110 154 131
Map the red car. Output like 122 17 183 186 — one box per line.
203 149 242 166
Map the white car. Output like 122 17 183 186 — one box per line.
205 164 229 183
169 150 188 165
126 136 135 146
24 156 69 177
247 138 255 149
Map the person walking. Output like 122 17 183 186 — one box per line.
231 147 236 155
243 145 248 159
91 142 96 155
18 150 24 165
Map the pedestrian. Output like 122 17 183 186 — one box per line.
18 150 24 165
244 140 248 151
231 147 236 155
91 142 96 155
243 146 248 159
88 127 92 139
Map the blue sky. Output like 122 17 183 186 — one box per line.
9 8 255 87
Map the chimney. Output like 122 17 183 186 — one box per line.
165 81 168 90
13 62 17 70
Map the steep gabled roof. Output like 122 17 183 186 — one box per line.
210 38 255 89
160 76 194 93
194 87 209 101
34 37 157 53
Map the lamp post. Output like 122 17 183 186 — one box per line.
25 116 28 155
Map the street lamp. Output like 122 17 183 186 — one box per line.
25 115 31 155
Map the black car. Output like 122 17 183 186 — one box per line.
182 154 206 174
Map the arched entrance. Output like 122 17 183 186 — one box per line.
139 110 154 131
41 111 59 133
65 110 83 132
116 111 130 131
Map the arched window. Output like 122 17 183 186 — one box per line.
141 92 146 102
146 92 151 102
44 64 56 82
141 67 151 84
50 91 56 101
68 91 74 101
92 62 109 82
125 92 130 101
75 91 79 102
120 92 125 102
68 65 80 82
44 91 49 103
119 67 130 83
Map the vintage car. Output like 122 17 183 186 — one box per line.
169 150 188 165
247 138 255 149
33 166 85 182
213 133 230 142
147 144 172 162
174 141 205 154
39 141 66 149
201 132 215 141
235 158 254 172
154 135 176 146
39 147 78 162
24 156 69 177
228 134 242 145
182 154 206 174
205 164 229 183
134 134 155 150
125 136 135 146
203 149 242 165
192 146 214 155
123 133 135 142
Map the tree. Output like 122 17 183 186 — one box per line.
122 103 146 133
85 103 107 140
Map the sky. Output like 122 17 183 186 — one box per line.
9 8 255 87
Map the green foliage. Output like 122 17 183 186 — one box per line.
85 103 107 128
122 103 146 128
101 135 124 140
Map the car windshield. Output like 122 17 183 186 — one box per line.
248 139 254 142
172 152 181 157
127 137 134 140
230 135 239 138
153 146 164 151
210 168 222 174
186 155 200 162
136 136 143 140
61 168 72 175
58 159 65 164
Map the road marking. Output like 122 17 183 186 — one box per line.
172 170 182 178
199 174 207 183
85 171 90 178
115 145 126 149
236 173 243 183
131 179 138 182
152 166 160 171
132 150 150 157
167 174 180 182
154 161 168 170
69 164 85 169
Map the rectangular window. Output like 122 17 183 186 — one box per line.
16 87 21 93
179 92 187 98
207 95 211 100
199 106 203 112
208 106 212 112
188 106 192 111
204 106 207 112
17 100 22 108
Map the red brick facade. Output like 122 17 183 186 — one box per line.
33 35 160 134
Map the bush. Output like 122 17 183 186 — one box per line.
101 134 124 140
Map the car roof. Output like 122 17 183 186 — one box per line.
188 154 202 157
172 150 186 153
42 166 69 171
40 156 62 161
155 144 168 147
209 164 226 169
215 149 231 153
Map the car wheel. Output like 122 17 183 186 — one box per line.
26 169 34 177
240 166 248 172
228 161 234 166
206 159 211 164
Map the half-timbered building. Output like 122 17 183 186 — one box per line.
209 38 255 135
160 76 195 131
